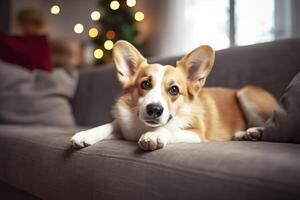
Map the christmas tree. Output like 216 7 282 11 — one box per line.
91 0 145 64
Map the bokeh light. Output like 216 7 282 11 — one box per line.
104 40 114 50
89 28 99 38
126 0 136 7
94 49 104 59
110 1 120 10
50 5 60 14
91 11 101 21
74 24 84 34
134 11 144 21
106 30 116 39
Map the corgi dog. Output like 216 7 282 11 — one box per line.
71 40 278 151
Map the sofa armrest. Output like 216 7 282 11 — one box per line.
71 64 121 126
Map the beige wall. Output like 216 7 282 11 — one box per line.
9 0 172 57
11 0 98 41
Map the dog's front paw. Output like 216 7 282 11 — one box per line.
138 132 168 151
70 131 93 148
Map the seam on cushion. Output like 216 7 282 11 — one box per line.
2 136 300 195
0 179 41 200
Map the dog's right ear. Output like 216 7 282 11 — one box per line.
113 40 146 85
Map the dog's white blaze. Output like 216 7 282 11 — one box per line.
143 64 166 103
140 64 170 126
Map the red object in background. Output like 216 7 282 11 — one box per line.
0 32 52 71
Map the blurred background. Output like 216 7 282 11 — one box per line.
0 0 300 68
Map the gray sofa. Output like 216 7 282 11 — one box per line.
1 38 300 200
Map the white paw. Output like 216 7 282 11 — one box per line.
70 131 95 148
234 127 264 141
138 132 168 151
245 127 264 141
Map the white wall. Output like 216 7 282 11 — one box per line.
139 0 230 57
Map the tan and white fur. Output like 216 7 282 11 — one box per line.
71 41 278 151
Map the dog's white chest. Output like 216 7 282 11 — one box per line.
113 104 153 141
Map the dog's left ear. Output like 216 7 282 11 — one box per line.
113 40 146 86
177 45 215 94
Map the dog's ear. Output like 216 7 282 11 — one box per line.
113 40 146 85
177 45 215 95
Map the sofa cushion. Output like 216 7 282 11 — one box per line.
0 125 299 200
0 180 40 200
0 60 78 127
0 32 52 71
262 72 300 143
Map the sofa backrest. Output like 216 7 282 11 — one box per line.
152 38 300 100
72 38 300 127
71 65 121 126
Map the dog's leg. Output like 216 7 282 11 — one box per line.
234 127 264 141
71 120 120 148
237 86 278 127
138 127 202 151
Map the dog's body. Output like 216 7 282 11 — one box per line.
71 41 278 150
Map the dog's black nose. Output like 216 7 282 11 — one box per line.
146 104 164 118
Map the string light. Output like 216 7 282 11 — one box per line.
91 11 101 21
126 0 136 7
67 1 145 61
74 24 84 34
50 5 60 14
110 1 120 10
104 40 114 50
106 30 116 39
134 11 144 21
94 49 104 59
89 28 99 38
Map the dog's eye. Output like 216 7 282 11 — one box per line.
168 86 179 96
141 80 152 90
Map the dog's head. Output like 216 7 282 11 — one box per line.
113 41 215 128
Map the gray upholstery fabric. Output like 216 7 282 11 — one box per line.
73 39 300 127
263 72 300 143
0 60 78 127
0 180 40 200
0 125 299 200
1 39 300 200
151 38 300 100
71 65 121 126
209 38 300 99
